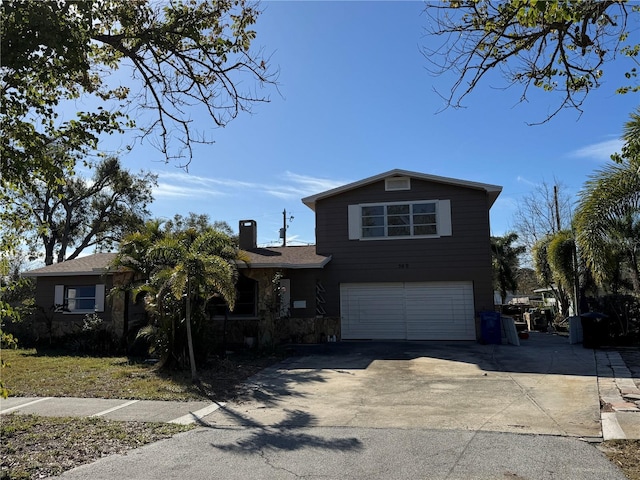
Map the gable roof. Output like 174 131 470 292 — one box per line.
301 169 503 211
22 253 117 277
242 245 331 269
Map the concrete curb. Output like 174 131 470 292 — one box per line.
596 350 640 440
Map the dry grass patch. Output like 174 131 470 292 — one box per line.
0 413 193 479
601 440 640 480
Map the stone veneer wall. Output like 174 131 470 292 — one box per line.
209 316 341 347
205 268 341 348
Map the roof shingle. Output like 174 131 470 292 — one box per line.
242 245 330 269
22 253 117 277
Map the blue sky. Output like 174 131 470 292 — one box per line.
92 1 638 247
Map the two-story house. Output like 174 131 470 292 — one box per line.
234 169 502 343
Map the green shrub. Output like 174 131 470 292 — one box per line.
63 314 118 355
1 327 19 349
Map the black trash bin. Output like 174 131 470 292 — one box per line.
580 312 608 349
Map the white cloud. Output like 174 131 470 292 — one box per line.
262 187 301 200
282 172 346 194
159 172 255 189
516 176 537 187
153 171 245 198
154 182 224 198
570 138 623 161
153 170 348 201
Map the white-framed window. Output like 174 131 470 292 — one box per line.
348 200 452 240
54 284 105 313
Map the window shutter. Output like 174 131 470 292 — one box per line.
438 200 452 236
95 284 105 312
54 285 64 307
347 204 361 240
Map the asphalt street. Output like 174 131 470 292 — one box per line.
55 425 625 480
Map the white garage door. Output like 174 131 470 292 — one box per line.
340 282 476 340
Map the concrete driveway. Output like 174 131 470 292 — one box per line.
57 333 624 480
203 333 601 438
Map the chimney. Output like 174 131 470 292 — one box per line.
239 220 257 250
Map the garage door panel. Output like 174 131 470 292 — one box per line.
342 286 405 339
341 284 405 339
341 282 475 340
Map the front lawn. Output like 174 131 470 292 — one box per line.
0 348 281 401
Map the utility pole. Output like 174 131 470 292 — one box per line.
280 209 294 246
282 209 287 246
554 185 561 232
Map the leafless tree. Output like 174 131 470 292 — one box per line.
512 179 574 257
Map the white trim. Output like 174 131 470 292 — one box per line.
302 169 502 211
23 271 110 278
349 199 449 240
58 284 105 314
238 256 332 269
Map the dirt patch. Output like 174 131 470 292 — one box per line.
600 440 640 480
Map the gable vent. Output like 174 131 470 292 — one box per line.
385 176 410 191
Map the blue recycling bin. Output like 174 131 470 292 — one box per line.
480 311 502 345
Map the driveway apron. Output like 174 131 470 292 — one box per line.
203 334 601 438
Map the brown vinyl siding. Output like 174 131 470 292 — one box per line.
314 178 494 323
243 268 320 318
281 269 320 318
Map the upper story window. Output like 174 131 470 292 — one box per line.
348 200 451 240
55 284 105 313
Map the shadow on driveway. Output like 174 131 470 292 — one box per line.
201 332 603 438
278 332 599 377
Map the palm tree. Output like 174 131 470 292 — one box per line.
146 228 245 380
532 234 572 317
111 219 165 350
575 110 640 296
491 232 526 305
547 229 580 315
